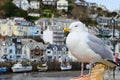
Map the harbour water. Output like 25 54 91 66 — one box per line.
0 71 81 80
1 70 120 80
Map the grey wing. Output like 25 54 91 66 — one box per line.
87 34 114 61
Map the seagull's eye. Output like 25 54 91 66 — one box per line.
75 25 78 27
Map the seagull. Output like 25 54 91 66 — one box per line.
64 21 116 77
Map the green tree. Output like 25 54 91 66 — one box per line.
89 20 98 26
71 6 90 24
3 1 28 18
15 10 28 18
26 16 39 22
96 7 103 16
3 1 17 17
111 12 117 17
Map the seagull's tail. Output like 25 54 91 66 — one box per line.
100 59 118 68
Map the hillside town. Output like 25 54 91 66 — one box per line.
0 0 120 78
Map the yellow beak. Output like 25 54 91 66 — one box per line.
64 28 71 32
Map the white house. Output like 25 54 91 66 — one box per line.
0 38 16 60
35 18 77 30
43 26 53 44
28 13 40 17
46 44 68 62
42 0 56 6
7 43 16 60
74 0 88 6
74 0 81 4
96 16 113 26
0 44 8 58
57 0 68 11
12 0 30 10
42 25 65 45
30 0 40 9
88 2 98 10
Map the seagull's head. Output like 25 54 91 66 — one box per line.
64 21 87 33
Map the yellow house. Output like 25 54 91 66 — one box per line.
12 20 33 37
0 19 14 37
13 24 24 36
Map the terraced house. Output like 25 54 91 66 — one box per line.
0 18 41 37
22 40 46 60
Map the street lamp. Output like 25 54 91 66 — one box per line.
111 18 117 56
111 18 116 38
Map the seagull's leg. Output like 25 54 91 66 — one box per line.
80 62 84 77
88 62 92 75
73 62 84 79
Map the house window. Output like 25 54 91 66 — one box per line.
17 45 21 49
35 46 39 50
47 51 51 54
9 26 11 30
17 50 21 54
53 22 57 26
62 47 66 51
23 3 27 6
35 46 40 55
53 51 57 54
4 48 7 53
3 32 5 35
24 50 26 54
9 49 12 53
17 39 21 42
48 22 51 25
10 55 12 58
63 3 67 7
16 55 21 58
53 46 58 51
63 52 66 55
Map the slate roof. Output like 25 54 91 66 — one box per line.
21 38 37 45
24 42 46 50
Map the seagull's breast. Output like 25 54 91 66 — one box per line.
66 32 87 51
66 32 102 62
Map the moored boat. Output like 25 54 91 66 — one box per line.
60 62 72 71
11 62 32 72
37 63 48 72
0 67 7 73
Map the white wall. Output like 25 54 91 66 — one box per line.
22 45 31 59
43 26 53 44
